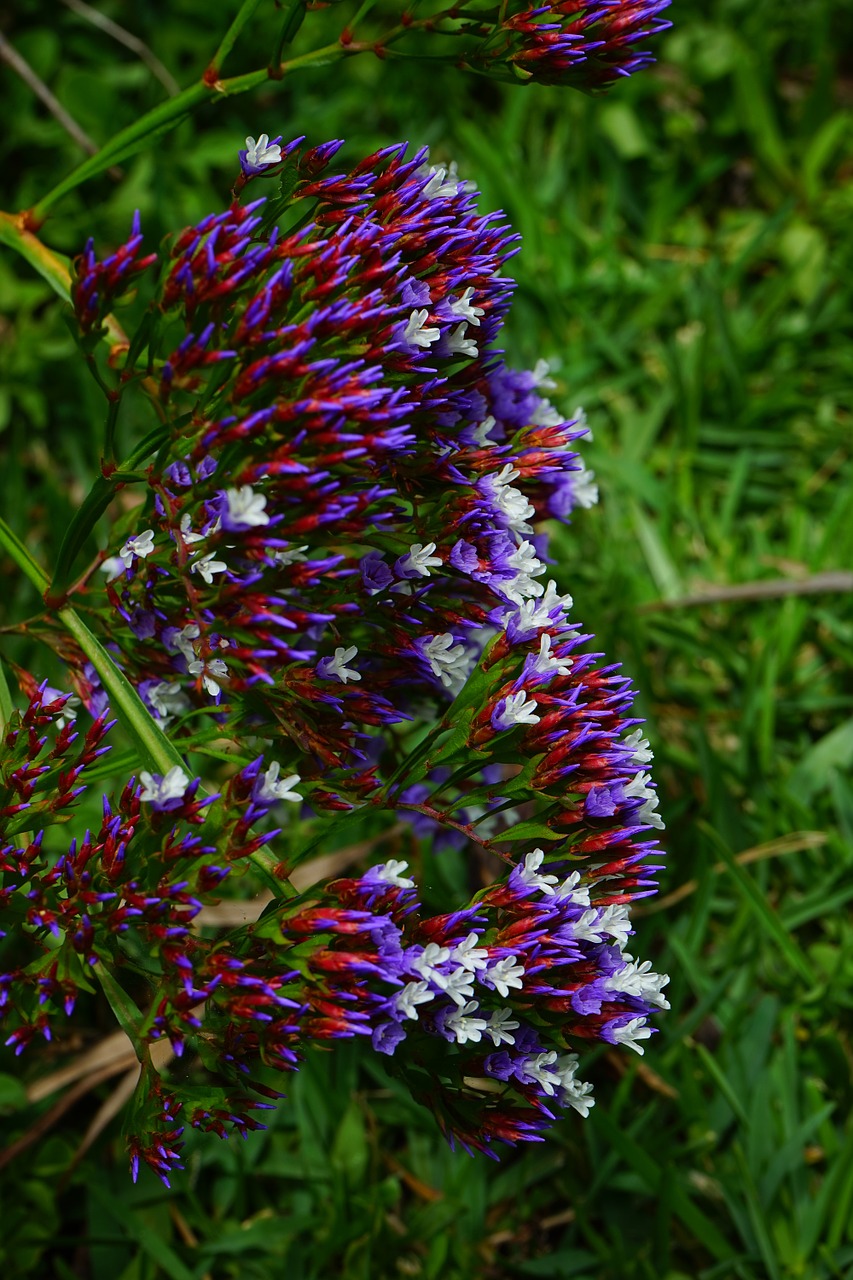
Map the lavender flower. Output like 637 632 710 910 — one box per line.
8 133 670 1173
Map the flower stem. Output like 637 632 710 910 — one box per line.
0 515 51 595
208 0 268 74
270 0 309 68
30 42 348 220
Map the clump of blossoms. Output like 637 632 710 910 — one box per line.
340 0 672 93
3 134 669 1178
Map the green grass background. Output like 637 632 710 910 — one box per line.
1 0 853 1275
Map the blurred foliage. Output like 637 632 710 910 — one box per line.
1 0 853 1274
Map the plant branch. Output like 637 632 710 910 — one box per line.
0 31 102 159
209 0 268 74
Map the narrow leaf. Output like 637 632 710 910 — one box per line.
58 605 187 775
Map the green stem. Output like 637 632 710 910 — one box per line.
0 657 13 734
48 421 171 601
271 0 309 66
58 605 187 775
250 848 298 899
0 518 186 774
0 515 51 594
31 43 348 220
32 80 211 221
209 0 267 74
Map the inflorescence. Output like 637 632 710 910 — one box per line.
2 127 669 1180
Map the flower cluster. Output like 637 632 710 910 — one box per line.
4 133 673 1177
487 0 673 89
72 210 158 336
343 0 672 93
0 685 666 1175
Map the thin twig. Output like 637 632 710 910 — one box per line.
59 0 181 95
639 572 853 613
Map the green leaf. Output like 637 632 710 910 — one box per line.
499 819 564 843
94 965 145 1052
0 656 13 734
0 1072 29 1113
58 605 187 776
592 1108 736 1264
698 823 816 985
88 1183 195 1280
789 717 853 802
330 1099 369 1189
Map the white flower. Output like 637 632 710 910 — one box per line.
624 728 654 766
448 287 484 326
506 581 574 635
640 795 665 829
224 485 270 528
451 932 489 972
191 551 228 584
319 645 361 684
553 870 591 908
244 133 282 169
47 690 81 731
255 762 301 804
608 1016 654 1055
509 540 546 580
573 405 592 439
178 514 205 547
188 657 228 698
531 358 557 390
119 529 155 568
399 542 443 577
520 1051 561 1095
571 468 599 509
420 633 470 689
442 966 476 1007
167 623 200 663
482 465 535 533
500 540 548 606
622 770 665 827
139 765 190 808
623 771 655 800
147 681 190 723
531 633 574 677
554 1054 595 1116
374 860 415 889
412 943 451 984
100 556 125 582
420 161 474 199
395 980 434 1020
484 955 526 998
530 398 565 428
494 690 540 730
572 903 633 948
605 956 670 1009
483 1009 520 1047
272 544 309 565
443 1000 489 1045
404 308 440 348
447 322 478 359
471 415 498 446
598 903 632 948
516 848 559 896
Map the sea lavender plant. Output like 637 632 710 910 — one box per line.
1 134 669 1179
335 1 673 94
